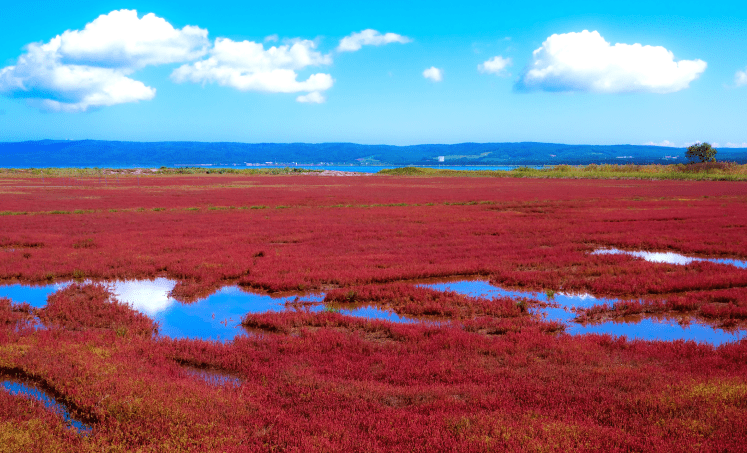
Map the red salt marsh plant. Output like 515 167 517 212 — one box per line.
0 384 84 450
1 173 746 212
1 175 747 328
2 199 746 299
576 287 747 328
1 175 747 450
38 283 157 337
3 304 747 451
0 298 35 332
323 283 528 319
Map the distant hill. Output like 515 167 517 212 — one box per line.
1 140 746 167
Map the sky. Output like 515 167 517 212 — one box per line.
0 0 745 146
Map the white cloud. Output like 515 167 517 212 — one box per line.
478 56 512 75
683 141 723 148
108 278 176 316
725 142 747 148
423 66 443 82
0 9 208 111
736 69 747 87
516 30 707 93
337 29 411 52
2 14 416 110
0 42 156 112
171 38 333 95
643 140 677 147
55 10 208 69
296 91 325 103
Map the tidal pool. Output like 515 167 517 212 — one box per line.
338 306 418 324
122 282 330 341
1 379 92 434
109 281 411 339
0 283 66 308
420 280 747 345
143 284 325 341
0 280 325 341
2 278 745 345
592 248 747 268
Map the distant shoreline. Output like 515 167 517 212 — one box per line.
3 140 746 168
2 163 747 182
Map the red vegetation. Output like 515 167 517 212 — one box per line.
577 287 747 328
38 283 157 337
323 283 528 319
4 301 747 450
243 309 433 338
1 174 747 450
0 298 34 328
1 176 746 301
0 381 83 449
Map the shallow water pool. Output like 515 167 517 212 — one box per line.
420 280 747 345
0 280 325 341
592 248 747 268
3 277 745 345
1 379 92 434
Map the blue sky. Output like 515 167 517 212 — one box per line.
0 0 745 146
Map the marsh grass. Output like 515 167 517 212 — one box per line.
380 163 747 181
4 163 747 180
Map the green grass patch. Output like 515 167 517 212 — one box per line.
379 163 747 181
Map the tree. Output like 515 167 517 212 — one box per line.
686 142 717 163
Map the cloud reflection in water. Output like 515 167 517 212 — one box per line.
106 278 177 316
593 248 747 268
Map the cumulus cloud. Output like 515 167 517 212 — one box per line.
296 91 325 103
736 69 747 87
337 29 411 52
516 30 707 93
171 38 333 99
478 56 512 75
423 66 443 82
2 13 418 109
0 9 208 111
54 10 208 69
644 140 677 147
725 142 747 148
0 42 156 112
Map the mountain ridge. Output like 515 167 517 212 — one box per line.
1 140 745 167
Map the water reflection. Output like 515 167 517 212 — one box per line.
339 306 417 324
593 248 747 268
107 278 176 316
154 287 323 341
0 280 325 342
0 283 67 308
1 380 92 434
0 279 181 316
423 280 614 309
420 280 747 346
2 278 745 345
559 312 745 344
